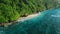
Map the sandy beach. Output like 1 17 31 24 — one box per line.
17 13 40 22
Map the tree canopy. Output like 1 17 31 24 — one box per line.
0 0 59 23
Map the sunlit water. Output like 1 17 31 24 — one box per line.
1 8 60 34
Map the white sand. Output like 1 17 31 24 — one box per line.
17 13 41 22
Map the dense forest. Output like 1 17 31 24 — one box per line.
0 0 60 23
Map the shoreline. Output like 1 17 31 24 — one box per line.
0 13 40 27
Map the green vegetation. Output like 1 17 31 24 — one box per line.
0 0 59 23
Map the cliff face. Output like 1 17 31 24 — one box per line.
0 0 59 23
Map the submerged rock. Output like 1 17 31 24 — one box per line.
1 8 60 34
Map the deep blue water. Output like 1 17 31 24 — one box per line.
0 8 60 34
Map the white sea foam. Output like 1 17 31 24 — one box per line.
51 15 60 17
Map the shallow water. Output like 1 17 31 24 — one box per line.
1 8 60 34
